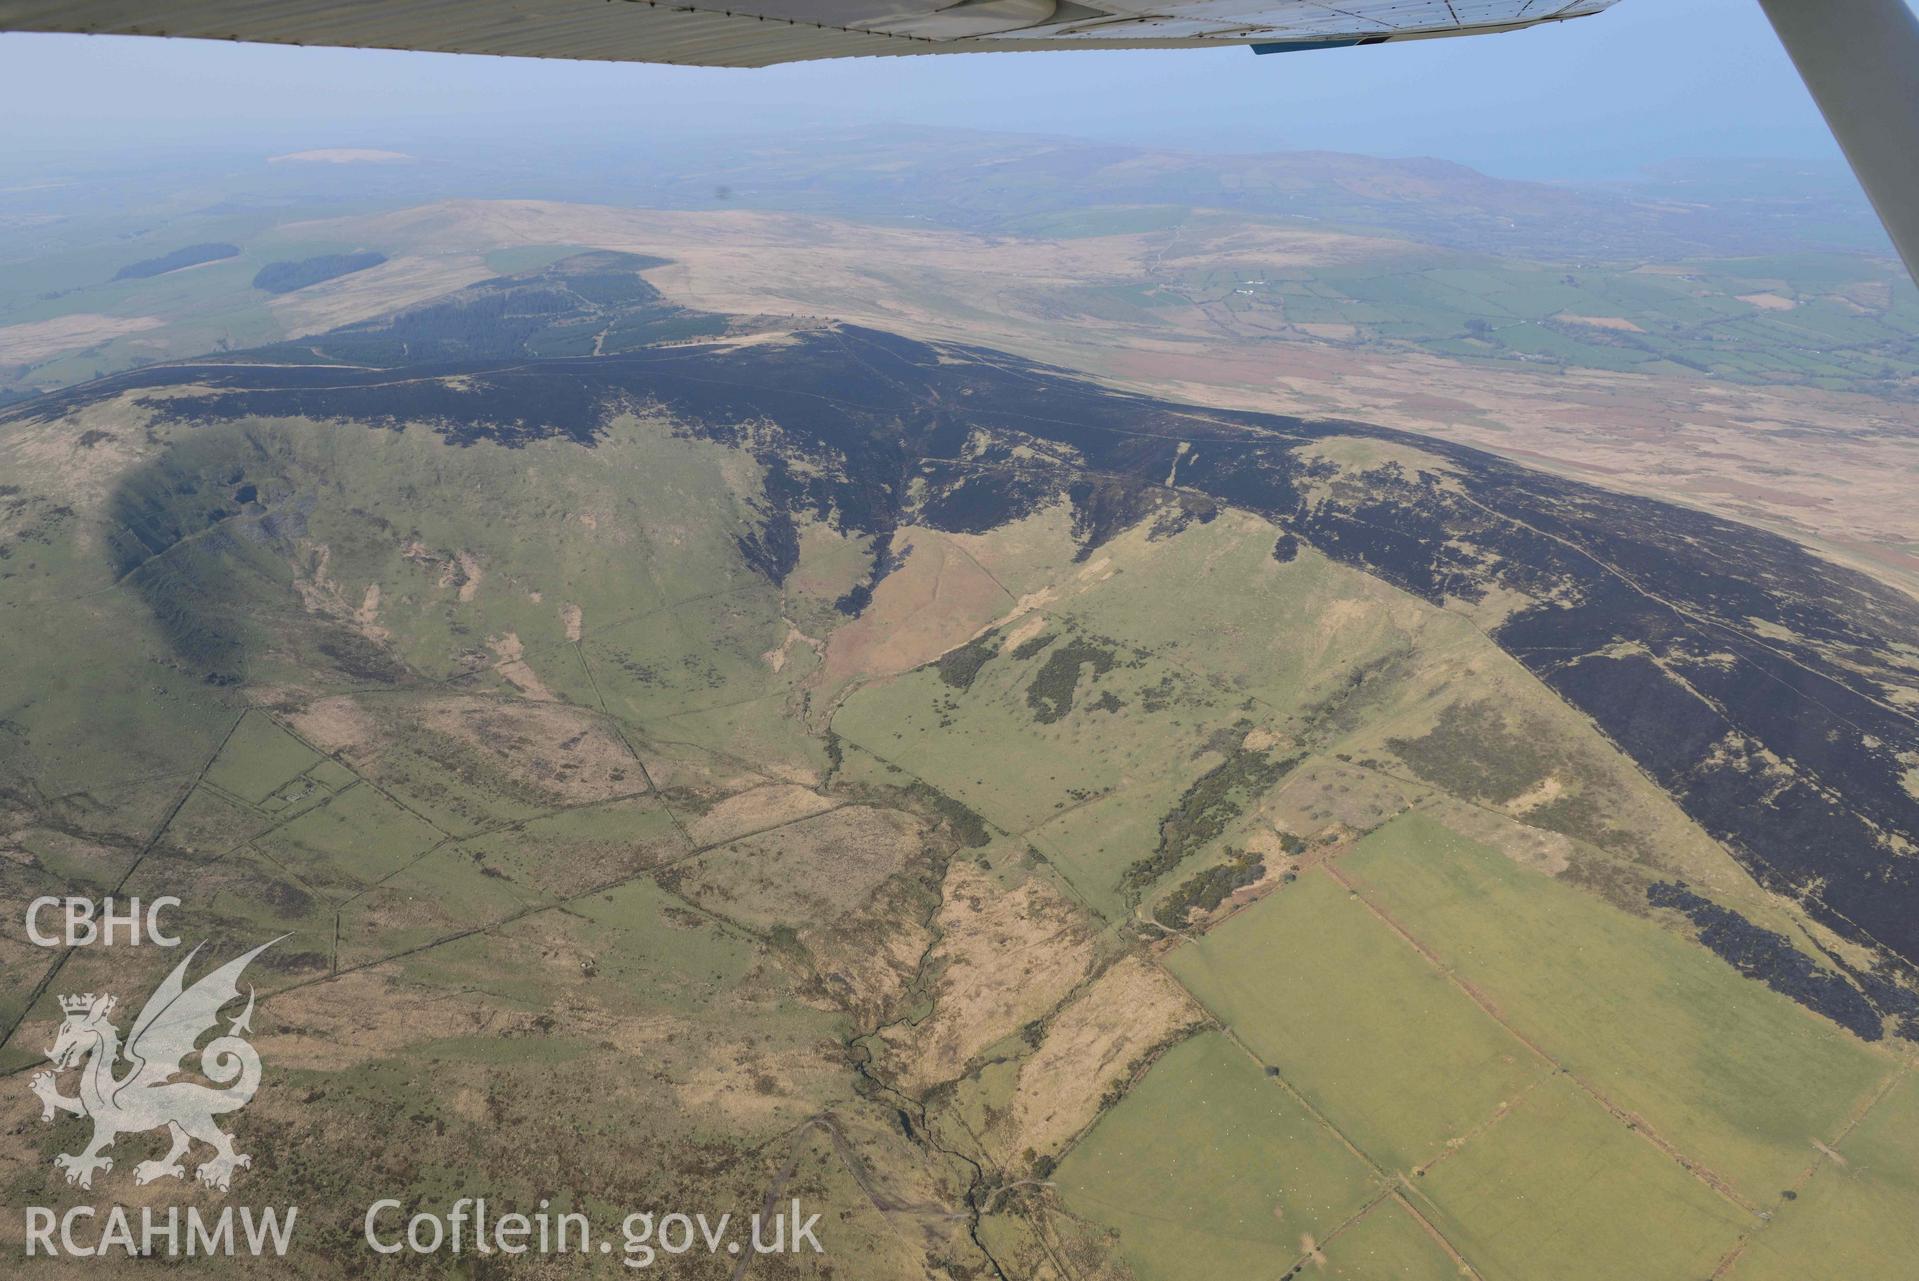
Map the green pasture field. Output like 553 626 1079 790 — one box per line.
1412 1076 1752 1281
1055 1031 1382 1280
1340 812 1894 1202
1722 1063 1919 1280
251 781 444 896
1165 870 1546 1175
1311 1200 1464 1280
201 709 327 805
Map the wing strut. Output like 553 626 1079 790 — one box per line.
1758 0 1919 283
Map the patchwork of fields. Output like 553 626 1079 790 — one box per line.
1 260 1913 1276
1061 816 1913 1281
1168 249 1919 389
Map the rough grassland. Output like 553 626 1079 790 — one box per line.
833 516 1427 918
672 802 924 931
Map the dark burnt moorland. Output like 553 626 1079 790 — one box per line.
10 254 1917 1003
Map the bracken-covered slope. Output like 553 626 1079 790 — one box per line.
18 262 1913 986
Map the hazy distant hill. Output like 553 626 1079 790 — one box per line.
648 127 1898 261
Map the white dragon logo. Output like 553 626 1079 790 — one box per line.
29 938 280 1192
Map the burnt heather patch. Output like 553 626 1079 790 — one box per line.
11 265 1916 987
1647 881 1912 1042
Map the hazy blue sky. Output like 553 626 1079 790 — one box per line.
0 0 1889 179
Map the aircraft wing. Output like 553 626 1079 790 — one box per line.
7 0 1916 288
0 0 1619 68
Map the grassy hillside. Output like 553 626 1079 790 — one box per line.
1 265 1913 1277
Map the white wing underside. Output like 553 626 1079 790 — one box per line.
0 0 1619 68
